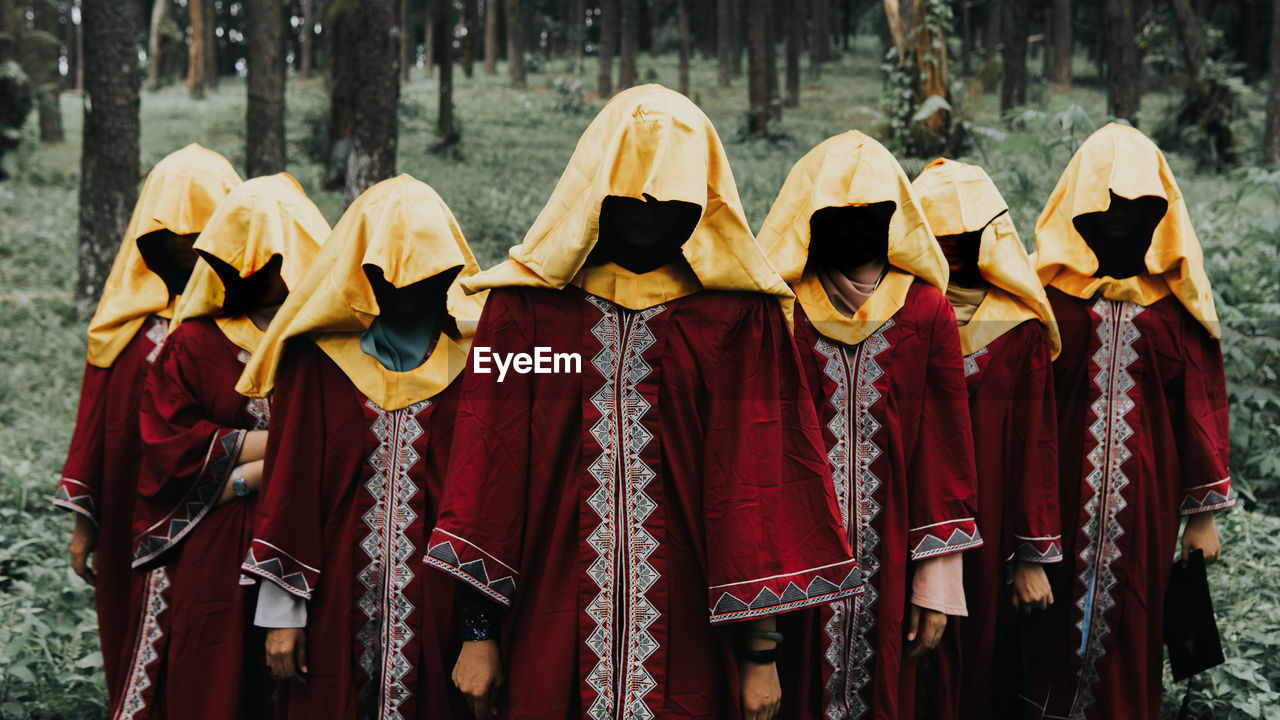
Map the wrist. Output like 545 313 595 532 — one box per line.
231 465 251 498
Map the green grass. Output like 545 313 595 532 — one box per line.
2 41 1280 718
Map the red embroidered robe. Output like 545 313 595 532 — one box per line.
426 286 861 720
54 316 170 715
1029 289 1234 720
120 318 273 719
241 338 462 720
786 281 981 720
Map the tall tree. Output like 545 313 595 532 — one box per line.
1167 0 1204 78
619 0 638 88
746 0 767 134
76 0 141 315
811 0 829 79
437 0 458 145
246 0 286 176
345 0 399 204
64 0 82 91
187 0 207 96
423 9 434 76
484 0 499 74
730 0 742 77
570 0 584 73
34 0 64 142
598 0 617 95
764 0 778 118
505 0 525 88
716 0 730 86
1105 0 1140 122
203 0 217 89
0 0 12 62
983 0 1001 60
147 0 170 88
677 0 690 94
401 0 412 81
1000 0 1028 113
961 0 972 76
785 0 801 106
299 0 314 79
462 0 477 78
1049 0 1072 89
1264 0 1280 165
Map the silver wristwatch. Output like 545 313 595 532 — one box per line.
231 466 250 497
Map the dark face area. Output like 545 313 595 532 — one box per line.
365 265 460 320
1072 192 1167 279
591 194 702 274
210 254 288 315
807 202 896 272
137 231 201 295
936 229 984 288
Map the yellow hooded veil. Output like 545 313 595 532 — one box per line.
85 144 242 367
236 175 487 411
171 173 330 353
462 84 790 309
1034 123 1219 337
756 131 948 346
913 158 1061 358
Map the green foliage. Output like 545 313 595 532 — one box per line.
879 0 969 159
1154 58 1251 172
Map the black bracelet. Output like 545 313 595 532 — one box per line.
736 646 780 665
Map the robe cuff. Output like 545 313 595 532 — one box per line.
52 477 98 525
911 553 967 616
1179 478 1236 516
707 558 863 625
908 517 983 560
132 429 246 568
240 539 320 600
254 580 308 628
423 529 519 607
1009 534 1064 564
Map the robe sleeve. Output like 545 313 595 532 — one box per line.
53 362 112 525
1174 312 1234 515
424 290 530 607
704 297 861 625
132 331 247 568
239 341 331 599
906 294 982 561
1006 322 1063 564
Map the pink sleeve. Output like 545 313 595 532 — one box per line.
910 553 967 617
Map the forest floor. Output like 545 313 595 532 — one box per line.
2 46 1280 719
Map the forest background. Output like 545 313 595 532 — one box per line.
2 0 1280 717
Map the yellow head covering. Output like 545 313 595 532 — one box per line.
913 157 1061 358
171 173 330 353
756 131 948 345
85 144 242 367
236 174 486 410
1035 123 1219 337
462 84 790 309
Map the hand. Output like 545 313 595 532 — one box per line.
1182 512 1221 565
69 515 97 586
1011 560 1054 613
240 430 270 463
739 659 781 720
453 640 502 719
905 604 947 659
265 628 307 684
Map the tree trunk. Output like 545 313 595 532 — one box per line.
984 0 1001 59
64 0 81 91
32 0 65 142
883 0 906 52
187 0 206 96
1105 0 1140 122
505 0 525 88
1167 0 1204 78
424 13 434 77
1263 0 1280 165
77 0 142 317
678 0 691 95
746 0 767 135
717 0 731 86
345 0 399 205
914 0 948 133
1000 0 1027 113
246 0 286 177
619 0 638 88
1050 0 1071 89
438 0 458 145
147 0 170 87
484 0 499 74
401 0 412 82
299 0 314 79
1042 5 1052 77
204 0 217 89
0 0 12 63
570 0 584 73
598 0 617 95
785 0 802 106
730 0 742 77
764 0 778 119
811 0 829 79
961 0 972 76
463 0 476 78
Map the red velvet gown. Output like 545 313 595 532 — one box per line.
55 316 170 716
922 320 1061 720
121 318 273 719
240 338 462 720
785 281 980 720
425 287 861 720
1029 289 1234 720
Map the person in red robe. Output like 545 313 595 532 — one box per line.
755 132 982 720
910 158 1063 720
1028 123 1234 720
424 85 860 720
236 174 488 720
53 144 241 718
123 174 330 720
